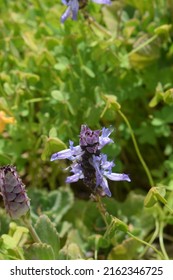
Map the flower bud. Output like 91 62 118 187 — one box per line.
0 165 30 219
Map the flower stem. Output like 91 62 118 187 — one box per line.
118 110 154 187
22 217 41 244
96 195 108 227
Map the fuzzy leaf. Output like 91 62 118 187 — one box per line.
35 215 60 259
24 243 55 260
29 188 74 225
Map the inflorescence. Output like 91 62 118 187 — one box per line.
51 125 131 197
0 165 30 219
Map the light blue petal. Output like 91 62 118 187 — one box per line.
61 0 68 5
66 171 84 183
100 177 112 197
99 127 113 149
50 148 73 161
61 7 71 23
50 144 82 161
91 155 103 186
100 154 115 171
92 0 111 4
105 172 131 182
71 0 79 20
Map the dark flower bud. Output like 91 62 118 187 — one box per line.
0 165 30 219
80 124 100 154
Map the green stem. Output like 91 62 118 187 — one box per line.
139 220 159 259
159 221 169 260
22 217 41 243
127 231 165 259
96 195 108 227
118 110 154 187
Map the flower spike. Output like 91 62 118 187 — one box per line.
51 125 131 197
0 165 30 219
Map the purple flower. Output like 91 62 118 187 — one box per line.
60 0 111 23
61 0 79 23
51 125 131 197
0 165 30 219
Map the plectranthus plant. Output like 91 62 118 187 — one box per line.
0 165 30 219
51 125 131 198
60 0 111 23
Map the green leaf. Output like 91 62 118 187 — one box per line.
24 243 55 260
59 243 84 260
108 238 140 260
151 118 164 126
149 83 164 107
54 57 70 71
82 66 95 78
48 127 57 138
149 92 164 107
154 24 172 36
51 90 65 101
144 188 157 208
104 214 128 240
29 188 74 225
35 215 60 259
144 187 167 208
46 188 74 224
58 221 72 238
163 88 173 105
3 83 14 96
88 234 110 250
102 3 121 33
2 223 28 249
154 187 167 205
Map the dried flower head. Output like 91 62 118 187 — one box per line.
51 125 131 197
0 165 30 219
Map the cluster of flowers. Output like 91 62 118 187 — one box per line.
51 125 131 197
61 0 111 23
